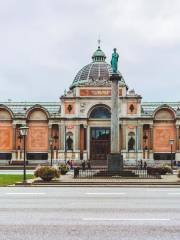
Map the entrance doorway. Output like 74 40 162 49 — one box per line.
90 127 110 163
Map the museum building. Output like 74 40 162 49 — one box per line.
0 45 180 166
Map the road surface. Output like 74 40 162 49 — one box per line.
0 187 180 240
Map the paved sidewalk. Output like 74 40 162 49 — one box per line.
27 171 180 185
59 172 179 183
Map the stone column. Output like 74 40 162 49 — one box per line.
119 125 122 152
110 74 120 153
108 73 123 171
122 125 126 150
138 126 143 150
58 124 65 161
53 150 57 160
12 124 16 150
48 124 52 149
80 124 84 160
176 126 179 150
58 124 65 151
48 124 52 161
87 126 90 160
74 125 80 151
12 124 16 161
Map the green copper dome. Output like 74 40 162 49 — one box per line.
70 46 126 89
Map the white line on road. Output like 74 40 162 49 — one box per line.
86 193 126 195
168 193 180 195
5 193 46 195
83 218 170 221
147 189 180 192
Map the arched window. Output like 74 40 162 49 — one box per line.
89 106 111 119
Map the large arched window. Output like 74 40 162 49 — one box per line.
89 106 111 119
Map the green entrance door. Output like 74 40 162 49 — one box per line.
90 127 110 162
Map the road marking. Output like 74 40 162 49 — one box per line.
147 189 180 192
5 193 46 195
83 218 170 221
86 193 126 195
168 193 180 195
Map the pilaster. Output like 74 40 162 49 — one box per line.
149 125 153 151
176 126 179 150
74 125 80 151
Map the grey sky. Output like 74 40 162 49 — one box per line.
0 0 180 102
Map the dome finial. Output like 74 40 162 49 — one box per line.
97 34 101 48
92 38 106 62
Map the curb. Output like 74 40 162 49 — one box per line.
14 181 180 187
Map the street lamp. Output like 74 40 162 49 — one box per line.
49 137 53 166
169 139 175 169
19 124 29 183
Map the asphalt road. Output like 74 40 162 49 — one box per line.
0 187 180 240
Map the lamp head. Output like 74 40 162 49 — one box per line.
19 125 29 136
49 137 53 145
169 139 175 145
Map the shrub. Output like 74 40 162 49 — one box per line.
160 165 173 175
59 163 69 175
34 166 60 181
177 170 180 179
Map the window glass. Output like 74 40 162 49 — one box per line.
89 106 111 119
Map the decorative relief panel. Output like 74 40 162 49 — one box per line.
80 88 122 97
0 126 12 151
153 125 176 152
64 101 75 114
28 126 48 151
127 102 138 115
80 103 86 113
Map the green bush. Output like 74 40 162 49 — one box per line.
177 170 180 178
160 165 173 175
59 164 69 175
34 166 60 181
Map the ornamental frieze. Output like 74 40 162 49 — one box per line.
80 88 122 97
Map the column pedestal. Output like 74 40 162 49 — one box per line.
108 73 123 171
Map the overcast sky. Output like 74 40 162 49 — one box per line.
0 0 180 102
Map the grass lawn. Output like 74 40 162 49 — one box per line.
0 174 34 186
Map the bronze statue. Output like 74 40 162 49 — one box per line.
111 48 119 73
66 136 73 150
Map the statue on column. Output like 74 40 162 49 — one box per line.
111 48 119 73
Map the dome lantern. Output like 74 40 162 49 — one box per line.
92 46 106 62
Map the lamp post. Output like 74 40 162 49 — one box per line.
49 137 53 166
169 139 174 169
19 125 29 183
